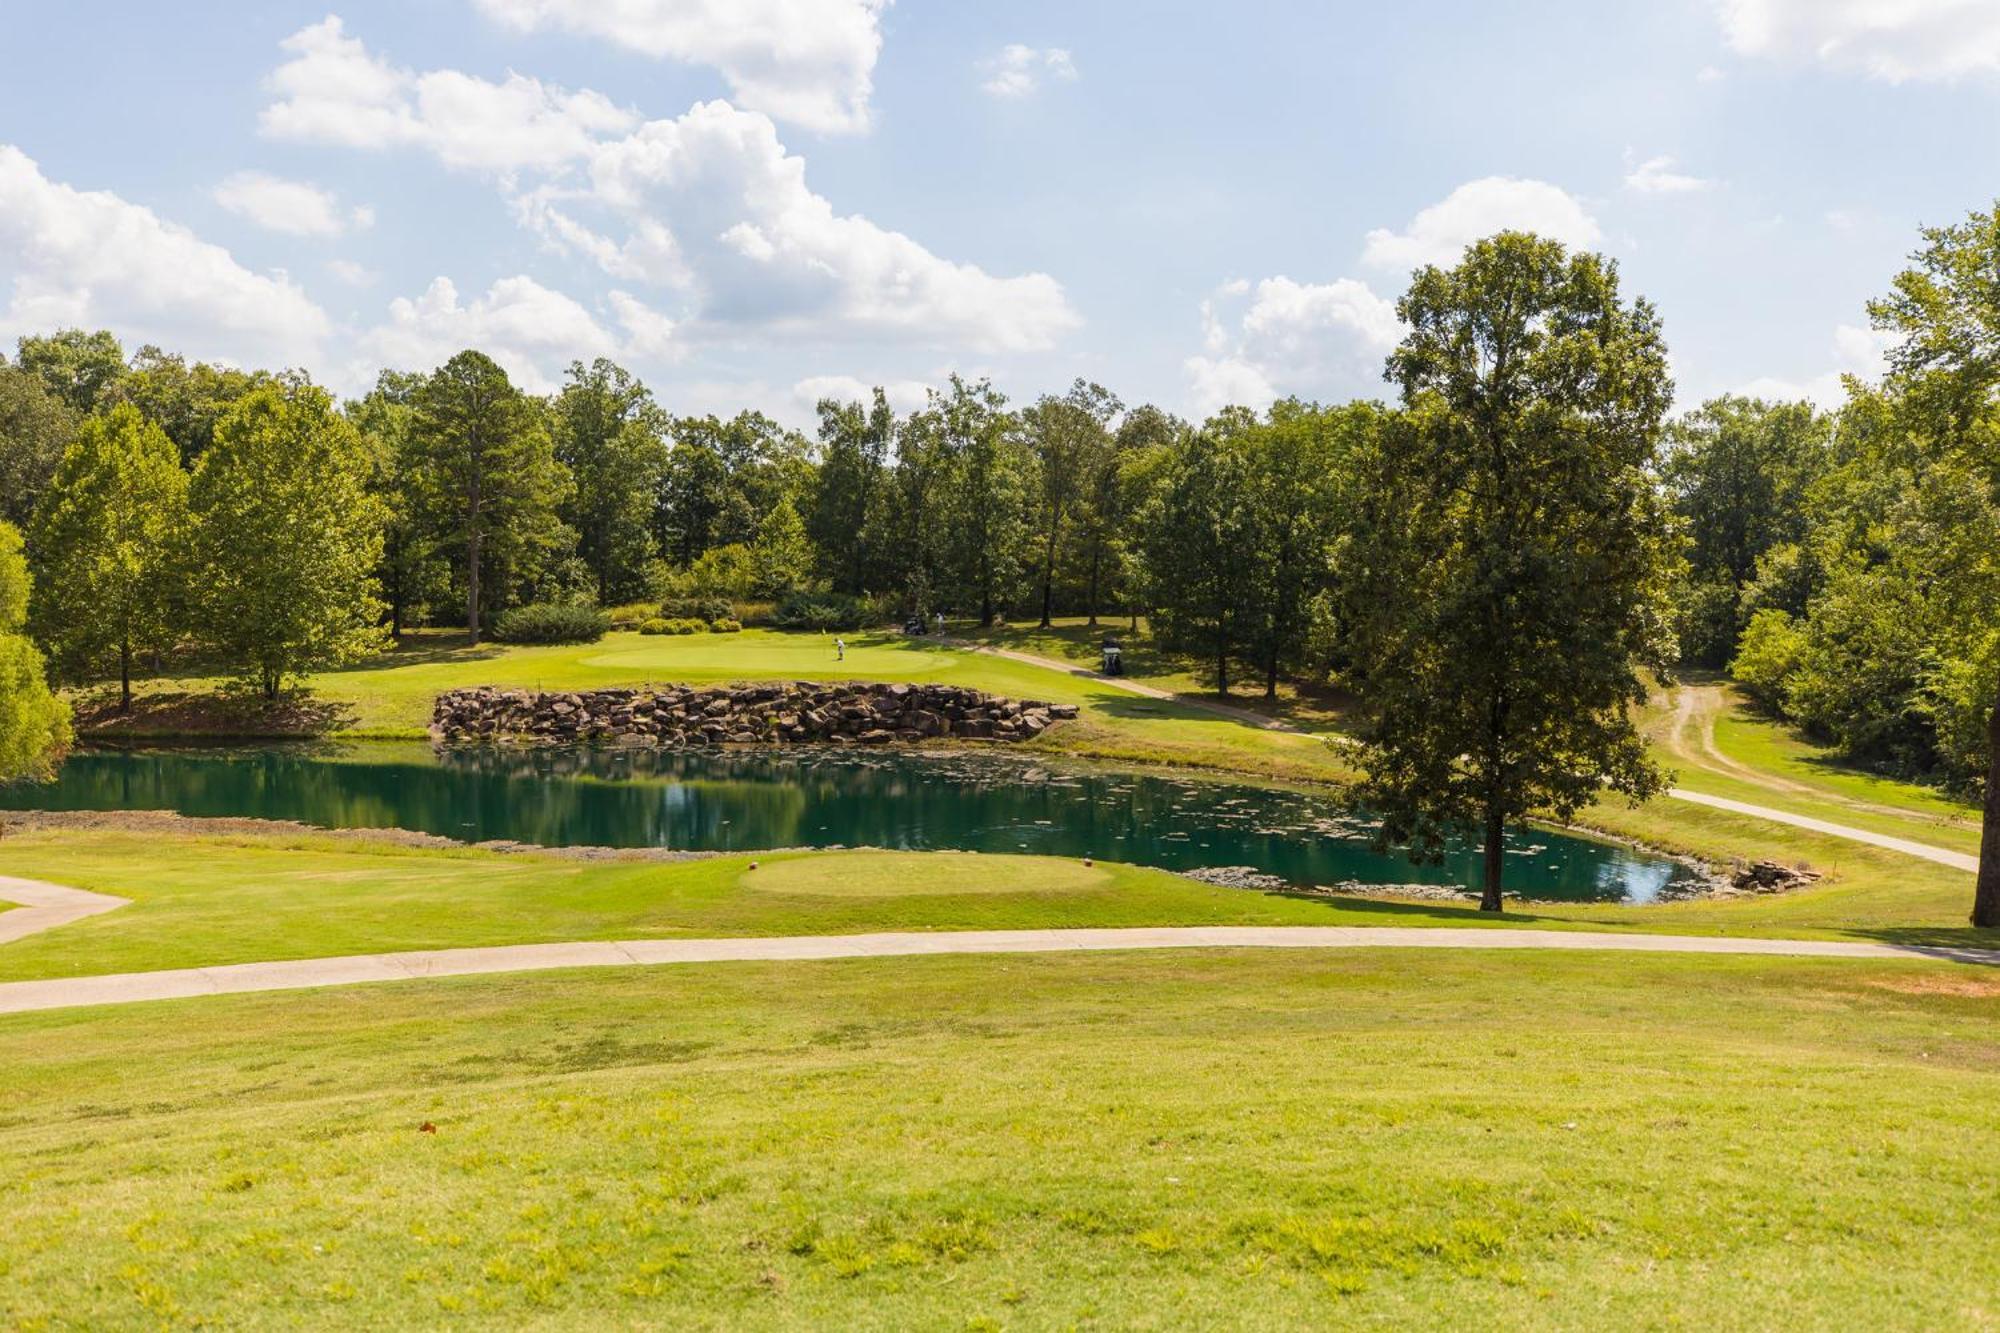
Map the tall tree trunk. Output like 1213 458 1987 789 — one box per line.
1086 546 1101 627
1039 529 1057 628
467 527 482 646
1265 651 1279 701
1974 686 2000 928
1216 646 1228 697
118 637 132 715
1481 804 1506 913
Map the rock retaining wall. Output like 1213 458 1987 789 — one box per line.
432 683 1079 747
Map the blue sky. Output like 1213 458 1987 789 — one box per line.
2 0 1996 424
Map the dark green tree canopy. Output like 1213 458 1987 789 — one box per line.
1353 231 1678 909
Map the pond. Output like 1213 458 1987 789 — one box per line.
5 744 1705 903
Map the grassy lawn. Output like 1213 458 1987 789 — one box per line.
3 948 1997 1327
0 825 1990 985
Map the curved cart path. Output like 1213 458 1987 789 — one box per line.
0 875 129 946
1664 789 1979 872
2 922 1995 1016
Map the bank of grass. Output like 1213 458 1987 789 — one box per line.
0 823 1989 984
76 627 1356 785
4 947 1998 1327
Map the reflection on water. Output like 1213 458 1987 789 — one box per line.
3 743 1704 903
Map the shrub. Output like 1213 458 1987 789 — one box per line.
734 599 776 627
606 601 660 630
1729 608 1805 714
663 617 707 635
494 602 610 644
773 590 870 631
638 617 671 636
710 618 743 633
659 594 733 623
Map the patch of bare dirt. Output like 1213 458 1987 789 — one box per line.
1865 974 2000 1000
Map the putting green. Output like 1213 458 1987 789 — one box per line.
742 851 1110 898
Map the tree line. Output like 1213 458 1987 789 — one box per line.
1 216 1995 919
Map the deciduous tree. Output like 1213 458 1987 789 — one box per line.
28 404 188 710
1348 232 1678 911
187 383 385 699
0 521 70 782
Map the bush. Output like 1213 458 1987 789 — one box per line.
664 617 706 635
773 590 870 632
1729 608 1806 714
734 599 776 627
494 602 610 644
659 594 733 623
606 601 660 630
710 618 743 633
638 617 671 636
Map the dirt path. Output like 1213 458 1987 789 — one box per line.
1662 685 1979 829
0 875 130 946
1 923 1992 1015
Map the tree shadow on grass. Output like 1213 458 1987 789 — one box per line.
322 633 507 673
1840 926 2000 964
1250 886 1582 929
72 688 356 739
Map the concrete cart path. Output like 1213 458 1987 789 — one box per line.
1666 789 1980 872
0 875 130 947
3 922 1995 1016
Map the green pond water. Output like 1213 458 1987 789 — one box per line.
5 744 1705 903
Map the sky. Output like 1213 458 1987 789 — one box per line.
2 0 1998 427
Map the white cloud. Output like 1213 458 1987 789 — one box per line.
470 0 885 134
980 44 1079 99
326 258 378 287
358 274 621 391
566 100 1079 351
1362 176 1602 271
1624 154 1717 195
1714 0 2000 81
1184 275 1401 417
1735 322 1896 407
607 289 679 361
261 16 638 173
263 25 1077 356
793 373 931 415
1697 64 1727 83
0 144 328 366
214 170 372 236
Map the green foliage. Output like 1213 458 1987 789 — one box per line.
1137 420 1259 692
109 346 268 464
683 543 758 600
1024 380 1121 626
710 617 743 634
28 404 188 706
1729 609 1807 712
408 350 573 643
494 601 611 644
0 363 77 527
637 617 672 636
655 411 810 567
774 590 870 631
924 376 1034 625
1348 232 1676 906
751 494 814 598
187 383 386 699
807 389 894 594
14 328 126 412
551 359 669 603
0 522 70 781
